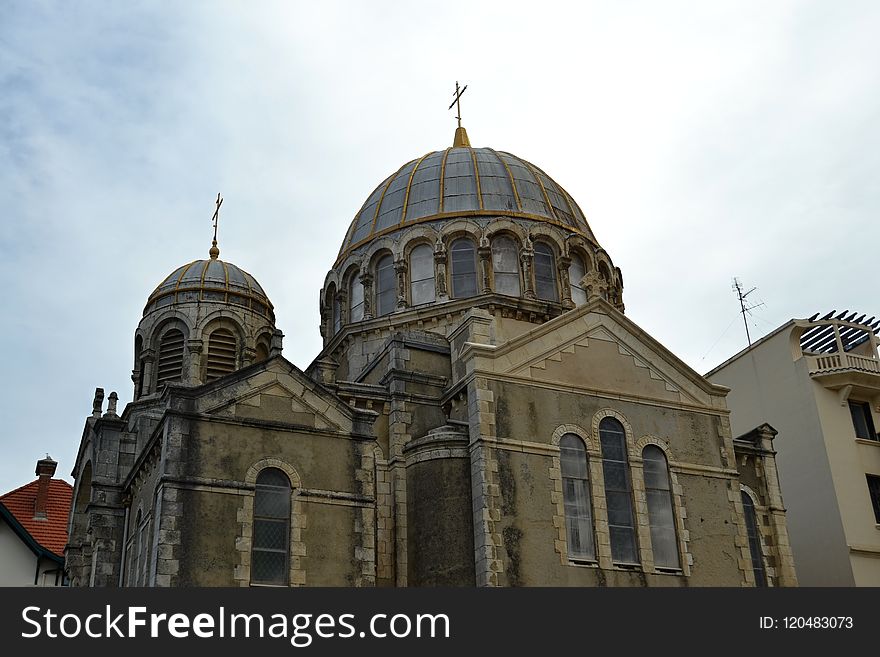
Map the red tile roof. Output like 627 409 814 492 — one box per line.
0 479 73 557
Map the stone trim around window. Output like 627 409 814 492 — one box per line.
234 458 306 587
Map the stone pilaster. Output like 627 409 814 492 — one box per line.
394 259 408 309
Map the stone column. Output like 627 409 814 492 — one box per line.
140 352 155 396
434 245 449 301
478 243 492 294
394 259 408 309
336 289 348 327
558 255 574 308
361 272 374 321
520 245 536 300
186 340 202 385
270 330 285 356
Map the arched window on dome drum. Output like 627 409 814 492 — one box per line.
534 242 558 301
599 417 639 564
409 244 435 306
206 329 237 381
741 491 767 587
349 275 364 323
251 468 291 586
156 329 185 388
643 445 680 569
450 238 477 299
560 434 595 561
375 254 396 317
491 237 521 297
569 253 587 306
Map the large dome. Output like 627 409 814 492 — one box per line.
144 257 274 321
338 146 596 261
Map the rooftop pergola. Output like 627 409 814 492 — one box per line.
799 311 880 355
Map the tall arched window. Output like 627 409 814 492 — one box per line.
643 445 680 569
450 238 477 299
534 242 558 301
599 417 638 564
491 236 521 296
206 329 237 381
560 434 594 560
741 491 767 587
251 468 291 586
409 244 436 305
349 275 364 323
156 329 185 388
569 253 587 306
375 254 396 317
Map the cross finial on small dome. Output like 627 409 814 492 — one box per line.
449 81 471 147
210 193 223 259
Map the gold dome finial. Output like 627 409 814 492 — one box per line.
210 192 223 259
448 81 471 147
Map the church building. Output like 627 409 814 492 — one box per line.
67 120 797 587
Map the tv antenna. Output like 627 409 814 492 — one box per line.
732 277 765 347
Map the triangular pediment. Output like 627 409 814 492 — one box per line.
188 357 355 432
469 301 724 408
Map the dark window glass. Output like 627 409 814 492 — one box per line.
849 401 877 441
534 242 558 301
560 434 594 560
643 446 680 569
349 276 364 322
451 239 477 298
376 254 396 317
867 475 880 524
599 417 638 564
252 468 291 586
741 491 767 587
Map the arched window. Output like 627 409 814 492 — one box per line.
569 253 587 306
560 434 594 560
156 329 185 388
491 236 521 296
450 238 477 299
206 329 237 381
741 491 767 587
410 244 435 305
643 445 680 569
599 417 638 564
251 468 291 586
534 242 558 301
255 336 270 362
375 254 396 317
349 274 364 323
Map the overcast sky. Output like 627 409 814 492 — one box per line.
2 0 878 493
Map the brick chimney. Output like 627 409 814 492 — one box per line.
34 456 57 520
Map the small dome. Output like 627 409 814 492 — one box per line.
144 258 274 321
338 147 596 262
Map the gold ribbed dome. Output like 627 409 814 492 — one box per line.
144 259 274 321
337 146 595 263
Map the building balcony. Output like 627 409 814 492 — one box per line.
800 312 880 396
